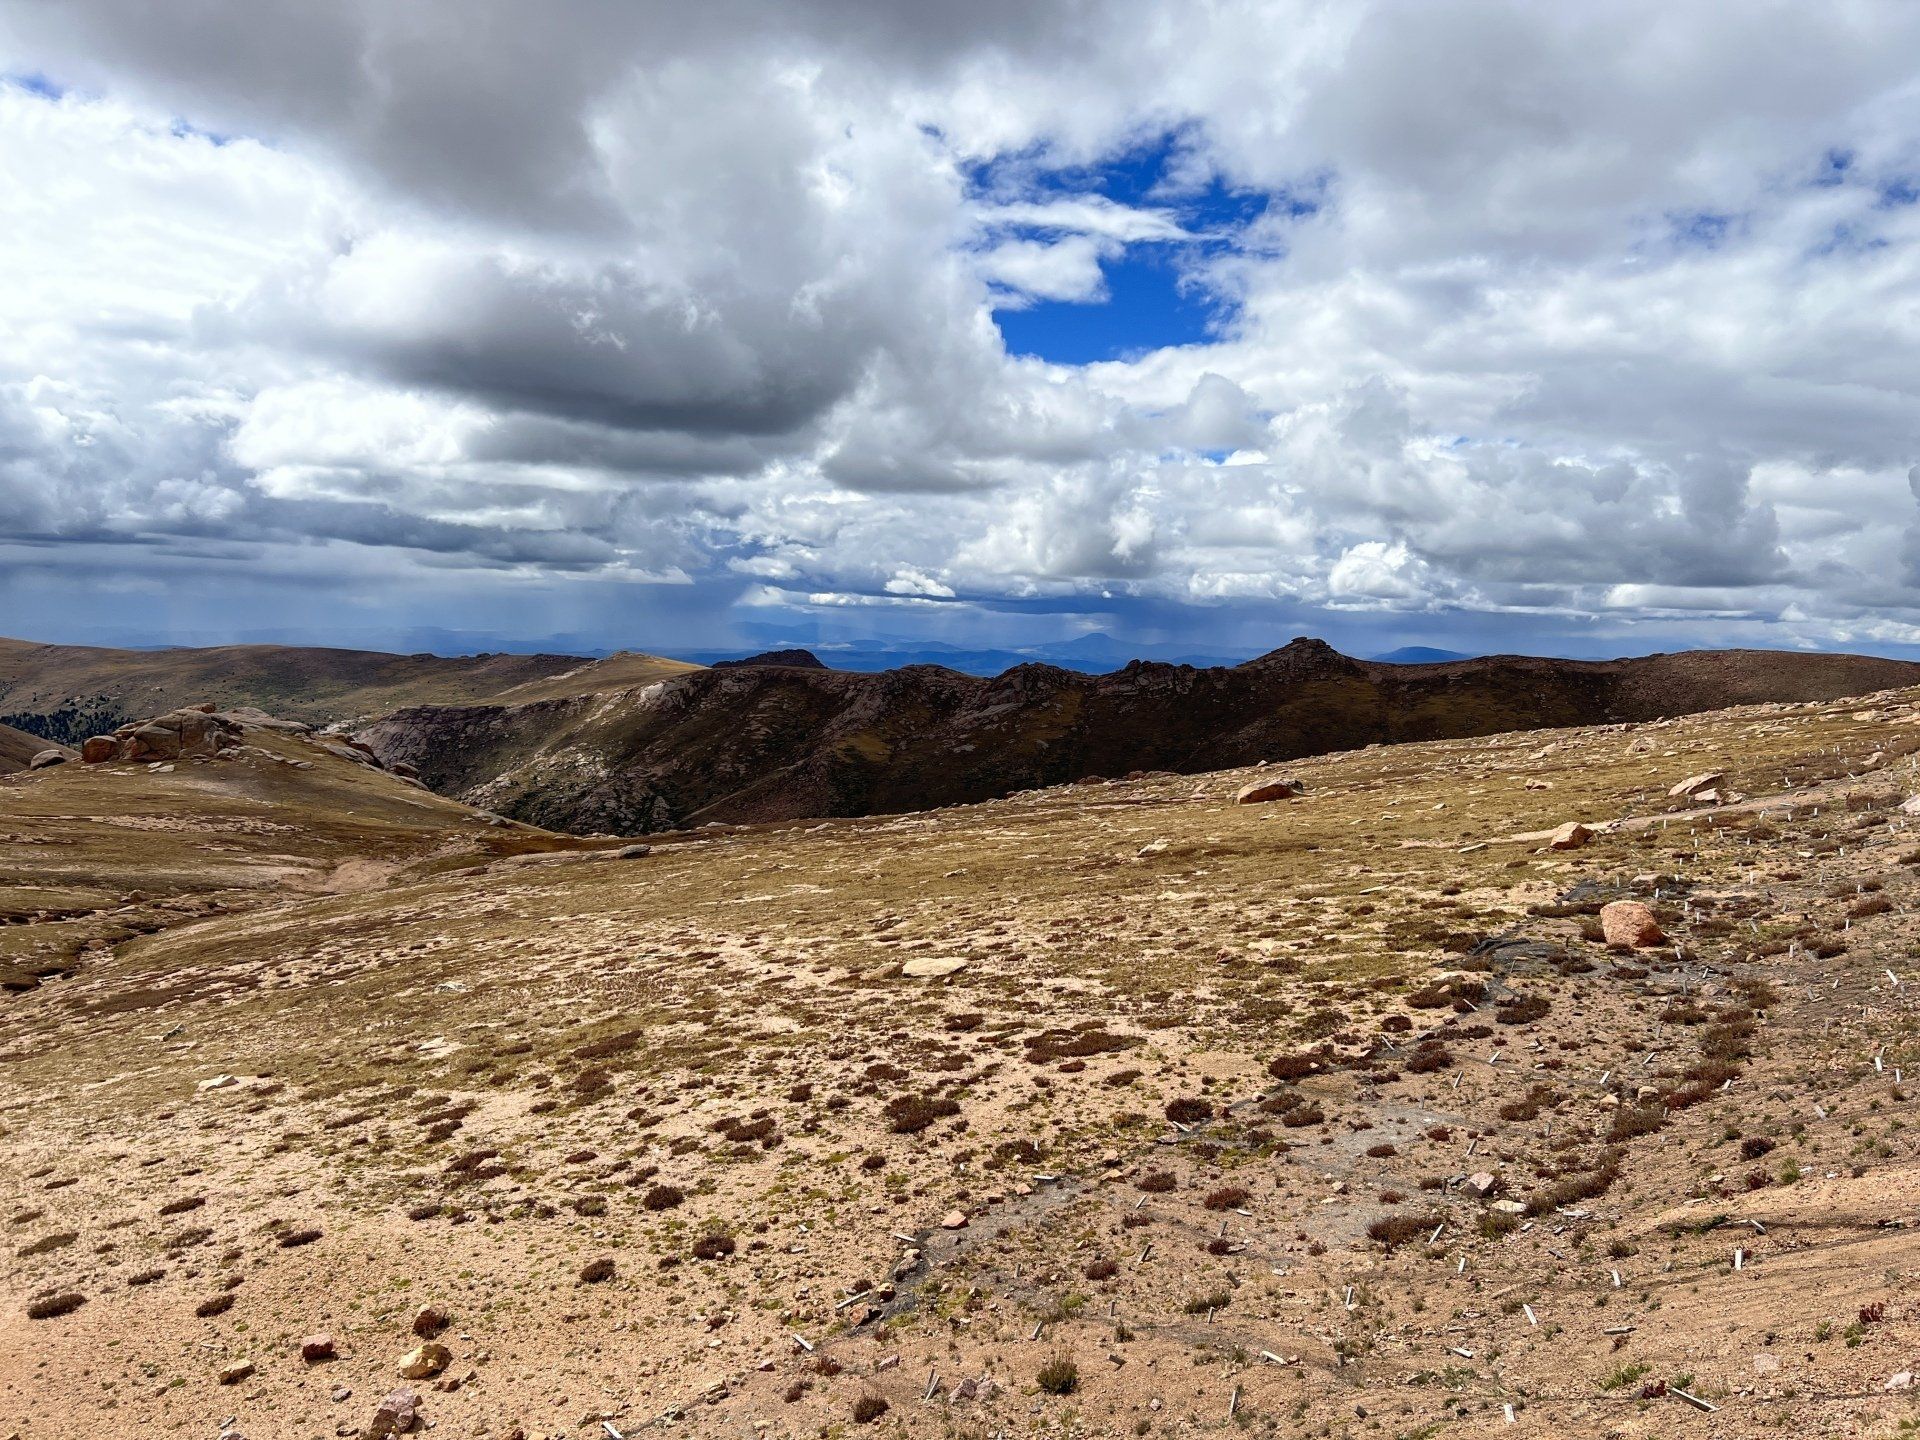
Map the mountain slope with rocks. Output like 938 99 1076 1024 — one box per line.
0 702 584 996
0 636 698 744
357 638 1920 834
4 681 1919 1436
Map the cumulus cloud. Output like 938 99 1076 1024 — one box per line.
2 1 1920 654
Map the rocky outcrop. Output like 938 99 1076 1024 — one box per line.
82 705 242 763
77 705 400 779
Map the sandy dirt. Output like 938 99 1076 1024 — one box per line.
2 695 1918 1438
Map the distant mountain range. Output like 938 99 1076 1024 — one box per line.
679 631 1259 674
10 631 1918 835
358 638 1920 834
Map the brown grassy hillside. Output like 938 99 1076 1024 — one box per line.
5 683 1919 1436
0 723 61 775
0 637 697 744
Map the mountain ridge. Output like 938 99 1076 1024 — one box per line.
354 636 1920 834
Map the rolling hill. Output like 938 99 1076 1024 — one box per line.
0 722 62 775
0 636 698 744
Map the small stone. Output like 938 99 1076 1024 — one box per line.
411 1305 448 1338
1546 821 1592 851
1886 1370 1914 1392
939 1209 968 1230
300 1333 337 1363
368 1385 419 1438
217 1362 254 1385
398 1342 451 1380
901 956 967 979
1463 1171 1498 1199
615 843 651 859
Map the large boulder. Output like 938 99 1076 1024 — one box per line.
1599 900 1665 949
1547 821 1593 851
1668 771 1726 800
80 736 119 764
1236 778 1304 804
28 750 67 770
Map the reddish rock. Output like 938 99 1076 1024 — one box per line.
80 736 119 764
1547 821 1593 850
1236 778 1303 804
368 1385 419 1437
299 1333 336 1363
410 1305 448 1338
1600 900 1665 948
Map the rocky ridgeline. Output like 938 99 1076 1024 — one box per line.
71 703 420 781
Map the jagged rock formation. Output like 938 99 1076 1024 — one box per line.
356 638 1920 834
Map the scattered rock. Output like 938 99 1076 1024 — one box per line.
27 750 66 770
217 1362 254 1385
1463 1171 1499 1199
367 1386 419 1438
1668 770 1726 800
300 1334 337 1363
901 956 967 979
1599 900 1665 948
410 1305 448 1338
614 844 651 859
1546 821 1593 851
398 1342 451 1380
939 1209 968 1230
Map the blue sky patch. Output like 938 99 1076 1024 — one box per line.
996 247 1224 363
971 128 1298 363
5 71 68 100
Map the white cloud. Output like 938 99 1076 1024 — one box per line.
3 2 1920 653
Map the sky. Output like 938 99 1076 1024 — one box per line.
4 1 1920 662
